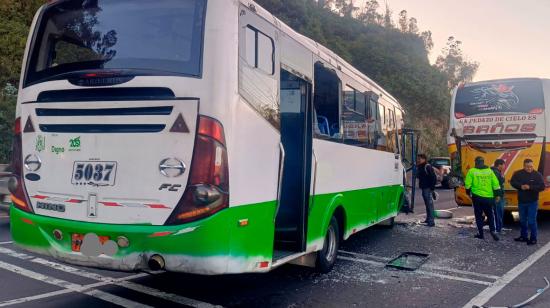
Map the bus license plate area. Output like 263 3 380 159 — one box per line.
71 234 110 252
71 161 117 187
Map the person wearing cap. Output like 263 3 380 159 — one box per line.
491 159 506 234
465 157 501 241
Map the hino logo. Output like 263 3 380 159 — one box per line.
36 202 65 213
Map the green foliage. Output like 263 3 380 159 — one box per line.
257 0 463 155
436 36 480 89
0 0 478 160
0 91 16 163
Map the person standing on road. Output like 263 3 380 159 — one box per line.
510 159 545 245
417 154 437 227
491 159 506 234
465 157 501 241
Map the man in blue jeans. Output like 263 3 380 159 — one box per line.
491 159 506 233
417 154 437 227
510 159 545 245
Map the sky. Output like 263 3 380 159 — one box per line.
377 0 550 81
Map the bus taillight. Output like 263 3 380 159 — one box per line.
165 116 229 225
455 112 466 119
10 117 33 213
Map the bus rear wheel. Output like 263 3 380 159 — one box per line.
316 216 340 273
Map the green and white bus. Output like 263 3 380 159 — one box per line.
10 0 406 274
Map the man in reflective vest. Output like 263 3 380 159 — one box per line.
465 156 501 241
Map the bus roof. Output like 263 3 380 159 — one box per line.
459 77 550 88
241 0 403 111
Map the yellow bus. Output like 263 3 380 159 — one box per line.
448 78 550 212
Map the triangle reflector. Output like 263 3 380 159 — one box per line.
23 116 35 133
170 113 190 133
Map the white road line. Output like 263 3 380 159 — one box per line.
0 216 9 219
0 241 13 245
0 260 152 307
338 256 492 286
32 257 219 308
462 240 550 308
0 246 218 308
339 250 499 281
84 289 152 308
0 274 146 307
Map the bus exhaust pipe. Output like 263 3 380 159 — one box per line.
148 255 165 271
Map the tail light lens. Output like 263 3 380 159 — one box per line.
165 116 229 225
529 108 544 115
10 117 33 213
454 112 466 119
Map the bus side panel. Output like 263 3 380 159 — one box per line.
308 139 402 248
225 97 281 265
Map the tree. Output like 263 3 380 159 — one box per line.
358 0 381 25
382 3 394 28
326 0 358 18
436 36 480 89
421 30 434 52
398 10 408 32
408 17 419 34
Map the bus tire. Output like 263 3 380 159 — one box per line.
316 216 340 273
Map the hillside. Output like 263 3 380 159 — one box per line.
0 0 478 162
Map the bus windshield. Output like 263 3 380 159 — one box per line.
25 0 207 86
455 79 544 117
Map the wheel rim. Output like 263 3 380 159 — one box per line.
325 225 337 262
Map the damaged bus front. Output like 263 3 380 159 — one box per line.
448 78 550 212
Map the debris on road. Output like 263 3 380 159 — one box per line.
386 252 430 271
435 210 454 219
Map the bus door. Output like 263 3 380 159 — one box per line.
275 69 313 254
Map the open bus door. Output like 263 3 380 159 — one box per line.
274 69 313 257
401 128 420 212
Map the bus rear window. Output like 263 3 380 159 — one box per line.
25 0 207 86
455 79 544 117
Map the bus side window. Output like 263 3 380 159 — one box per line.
342 85 368 147
244 26 274 75
313 62 341 141
366 91 381 149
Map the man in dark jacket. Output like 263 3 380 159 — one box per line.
491 159 506 233
417 154 437 227
510 159 545 245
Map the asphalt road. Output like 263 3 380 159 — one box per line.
1 190 550 307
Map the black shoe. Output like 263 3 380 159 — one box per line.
474 234 484 240
490 232 500 241
514 237 528 242
527 239 538 246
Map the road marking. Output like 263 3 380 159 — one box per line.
463 240 550 308
0 260 152 307
0 274 147 307
0 216 9 219
338 256 493 286
32 257 219 307
0 246 218 308
0 241 13 245
339 250 499 281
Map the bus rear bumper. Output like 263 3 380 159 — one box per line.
9 206 273 275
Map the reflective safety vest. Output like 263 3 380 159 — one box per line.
465 167 501 198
